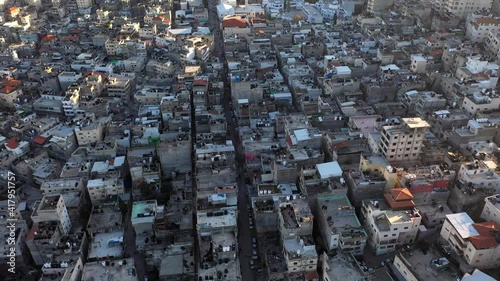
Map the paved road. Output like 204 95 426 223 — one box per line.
206 0 255 280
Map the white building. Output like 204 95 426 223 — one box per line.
86 177 124 204
301 4 324 24
58 72 82 91
139 25 157 39
440 213 500 270
485 31 500 62
466 14 500 43
31 195 72 235
480 194 500 225
411 55 427 74
361 199 422 255
461 91 500 115
440 0 493 19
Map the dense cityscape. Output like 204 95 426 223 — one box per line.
0 0 500 280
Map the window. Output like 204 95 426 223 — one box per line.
392 234 396 236
404 227 409 229
393 228 398 231
384 235 388 237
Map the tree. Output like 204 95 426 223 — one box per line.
333 12 338 25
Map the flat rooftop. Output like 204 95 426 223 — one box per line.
317 195 362 234
394 249 457 281
402 117 430 128
485 194 500 210
82 258 137 281
131 200 157 220
325 254 365 281
88 231 124 259
88 204 123 232
197 207 237 229
38 195 61 211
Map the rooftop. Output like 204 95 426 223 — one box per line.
131 200 157 220
88 231 124 259
38 195 62 211
394 249 457 281
445 213 479 239
197 207 237 229
82 258 137 281
317 195 364 235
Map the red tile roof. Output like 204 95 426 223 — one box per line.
5 138 19 149
41 34 57 42
222 17 247 28
193 79 208 86
0 78 22 94
385 188 415 209
33 136 46 145
391 188 414 201
469 222 500 250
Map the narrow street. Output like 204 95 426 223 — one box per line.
206 0 256 279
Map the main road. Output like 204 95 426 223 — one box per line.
206 0 256 280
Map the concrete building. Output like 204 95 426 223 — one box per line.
74 118 108 146
82 258 138 281
0 78 23 108
438 0 493 19
301 4 323 24
485 31 500 61
361 198 422 255
107 74 134 98
480 194 500 225
378 117 430 162
316 195 367 255
367 0 394 12
87 204 125 259
157 135 192 177
410 55 427 74
131 200 159 245
278 197 318 274
87 176 124 205
466 14 500 43
31 194 72 235
461 91 500 115
40 178 85 195
392 248 458 281
440 213 500 270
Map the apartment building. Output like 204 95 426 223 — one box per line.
378 117 430 162
76 0 92 9
301 4 323 24
461 91 500 115
485 31 500 61
367 0 394 12
107 74 133 98
440 0 493 19
0 217 29 265
361 198 422 255
74 116 109 146
316 195 367 255
86 176 124 204
0 78 23 108
278 197 318 274
40 178 85 195
132 200 161 247
480 194 500 224
440 213 500 270
31 194 72 235
466 14 500 43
